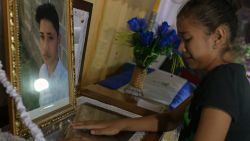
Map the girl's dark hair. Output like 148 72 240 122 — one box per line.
35 3 59 35
178 0 238 42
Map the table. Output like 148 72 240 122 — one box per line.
78 69 188 141
78 84 162 141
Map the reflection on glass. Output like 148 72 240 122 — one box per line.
19 0 69 115
34 78 49 92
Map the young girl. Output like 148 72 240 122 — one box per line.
72 0 250 140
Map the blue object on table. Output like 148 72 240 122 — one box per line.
169 81 195 110
97 63 154 89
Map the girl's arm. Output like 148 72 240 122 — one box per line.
194 107 231 141
71 96 192 135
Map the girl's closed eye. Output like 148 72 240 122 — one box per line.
182 34 192 42
183 37 192 43
178 34 192 43
179 35 191 44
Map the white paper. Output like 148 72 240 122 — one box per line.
119 69 187 112
142 69 187 105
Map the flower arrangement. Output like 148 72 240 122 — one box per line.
127 17 184 71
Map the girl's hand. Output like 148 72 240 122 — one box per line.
71 120 125 136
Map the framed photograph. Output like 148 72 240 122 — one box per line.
3 0 76 137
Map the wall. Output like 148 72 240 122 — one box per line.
80 0 156 87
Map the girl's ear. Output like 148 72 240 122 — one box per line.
213 25 229 49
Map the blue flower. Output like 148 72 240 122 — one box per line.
158 21 170 37
158 29 179 48
172 36 181 54
166 29 177 39
126 17 183 69
127 17 147 32
139 31 154 46
158 36 171 48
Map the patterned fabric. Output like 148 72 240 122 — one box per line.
39 59 68 106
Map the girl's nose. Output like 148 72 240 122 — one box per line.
178 41 186 54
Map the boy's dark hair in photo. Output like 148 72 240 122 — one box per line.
35 3 59 35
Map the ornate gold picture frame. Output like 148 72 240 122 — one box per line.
3 0 76 137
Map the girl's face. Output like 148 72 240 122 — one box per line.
177 17 219 71
39 19 60 67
